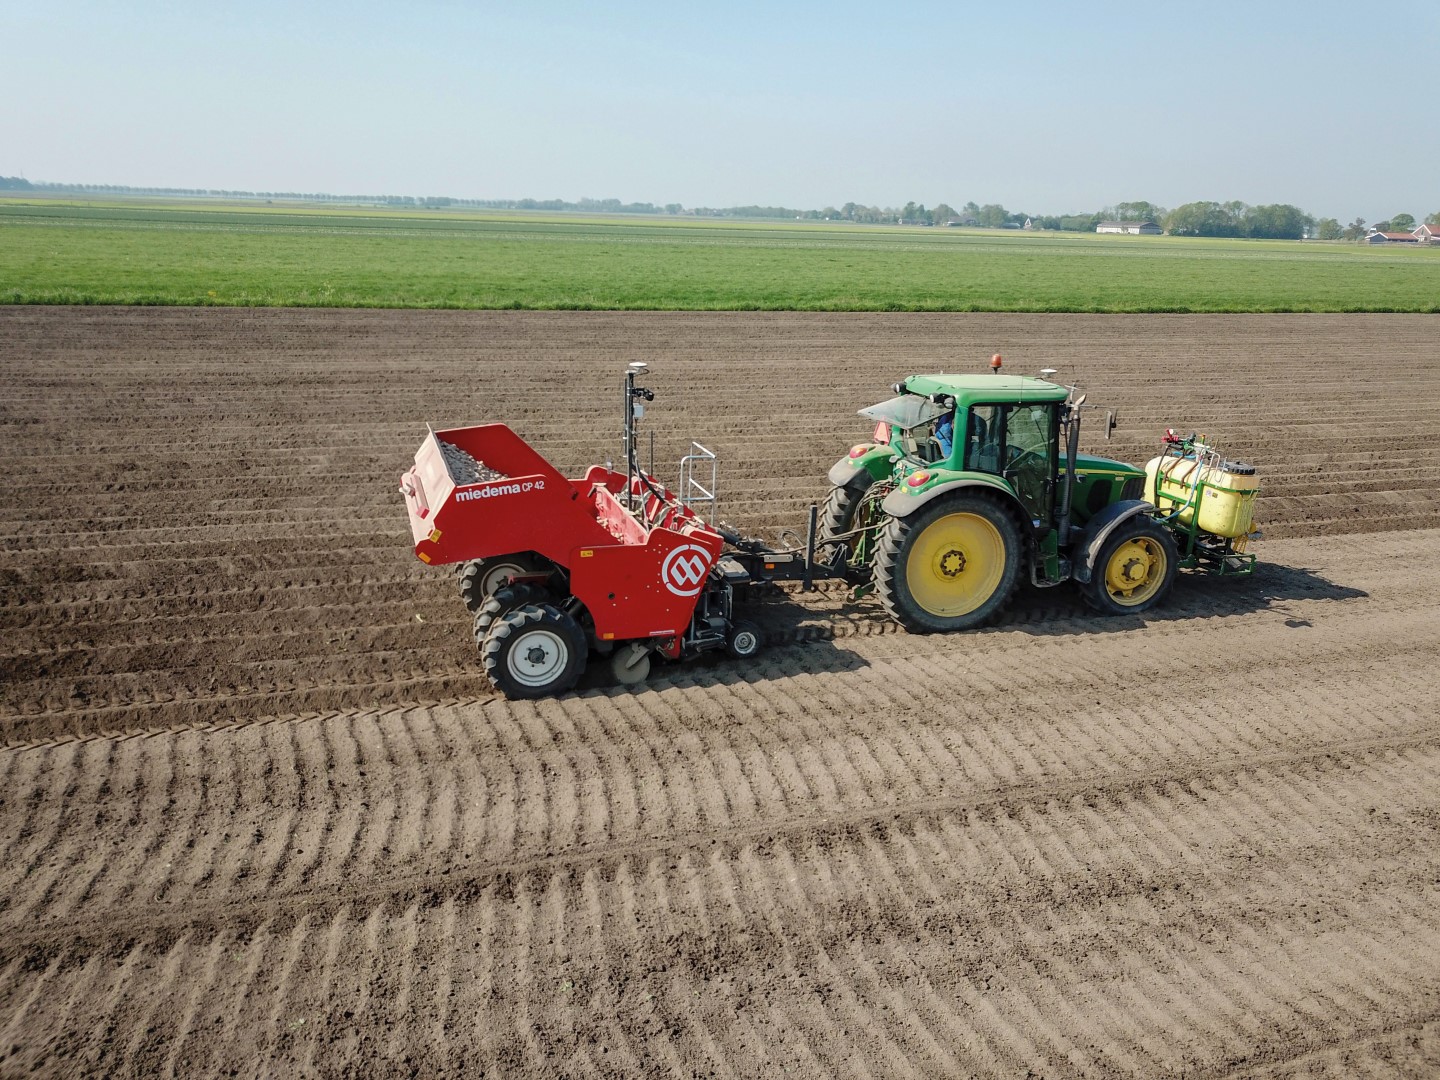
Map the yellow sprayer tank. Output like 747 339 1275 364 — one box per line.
1144 454 1259 539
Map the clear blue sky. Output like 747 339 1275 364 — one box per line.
4 0 1437 222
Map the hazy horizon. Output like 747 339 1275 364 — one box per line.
5 0 1437 224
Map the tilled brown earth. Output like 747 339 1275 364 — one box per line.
3 309 1440 1077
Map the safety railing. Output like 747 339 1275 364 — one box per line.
679 442 718 524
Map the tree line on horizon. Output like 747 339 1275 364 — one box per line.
820 199 1437 241
2 176 1435 241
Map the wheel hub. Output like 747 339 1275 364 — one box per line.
1105 537 1162 603
937 547 967 578
506 628 567 687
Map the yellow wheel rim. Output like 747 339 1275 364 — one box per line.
1105 536 1166 606
906 513 1005 617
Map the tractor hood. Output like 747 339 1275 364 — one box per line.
1070 452 1144 477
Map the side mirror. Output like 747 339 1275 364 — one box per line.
1106 410 1118 440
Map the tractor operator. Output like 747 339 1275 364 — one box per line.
935 411 955 457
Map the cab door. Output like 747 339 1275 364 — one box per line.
963 402 1058 525
1001 402 1058 526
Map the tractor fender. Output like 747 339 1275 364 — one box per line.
881 474 1026 520
828 445 898 489
1071 500 1156 584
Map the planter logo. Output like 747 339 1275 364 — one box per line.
455 479 543 502
660 545 711 597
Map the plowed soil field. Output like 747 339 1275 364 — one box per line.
4 308 1440 1077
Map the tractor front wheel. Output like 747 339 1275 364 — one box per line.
481 603 587 698
1083 518 1177 615
873 494 1021 633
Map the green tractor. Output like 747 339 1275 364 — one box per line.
821 359 1258 632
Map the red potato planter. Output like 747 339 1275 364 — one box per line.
401 422 722 643
399 365 800 697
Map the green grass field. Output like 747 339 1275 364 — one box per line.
2 197 1437 312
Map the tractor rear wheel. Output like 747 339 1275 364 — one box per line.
1083 518 1177 615
458 554 541 612
873 494 1021 633
818 483 867 546
473 582 552 646
481 603 587 698
818 480 880 575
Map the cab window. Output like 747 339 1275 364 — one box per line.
1003 403 1056 521
964 405 1003 472
1006 403 1052 464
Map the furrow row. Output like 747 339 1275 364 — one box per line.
4 744 1439 1076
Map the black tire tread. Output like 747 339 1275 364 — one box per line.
817 483 865 547
726 620 765 659
472 582 552 644
458 554 540 613
819 480 881 580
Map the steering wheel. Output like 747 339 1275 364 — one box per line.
1005 444 1043 471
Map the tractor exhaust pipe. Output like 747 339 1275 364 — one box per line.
1057 399 1083 547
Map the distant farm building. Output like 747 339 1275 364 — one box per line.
1366 230 1420 244
1096 220 1162 235
1413 224 1439 243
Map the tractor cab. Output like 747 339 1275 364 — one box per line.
844 370 1146 538
878 373 1070 529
